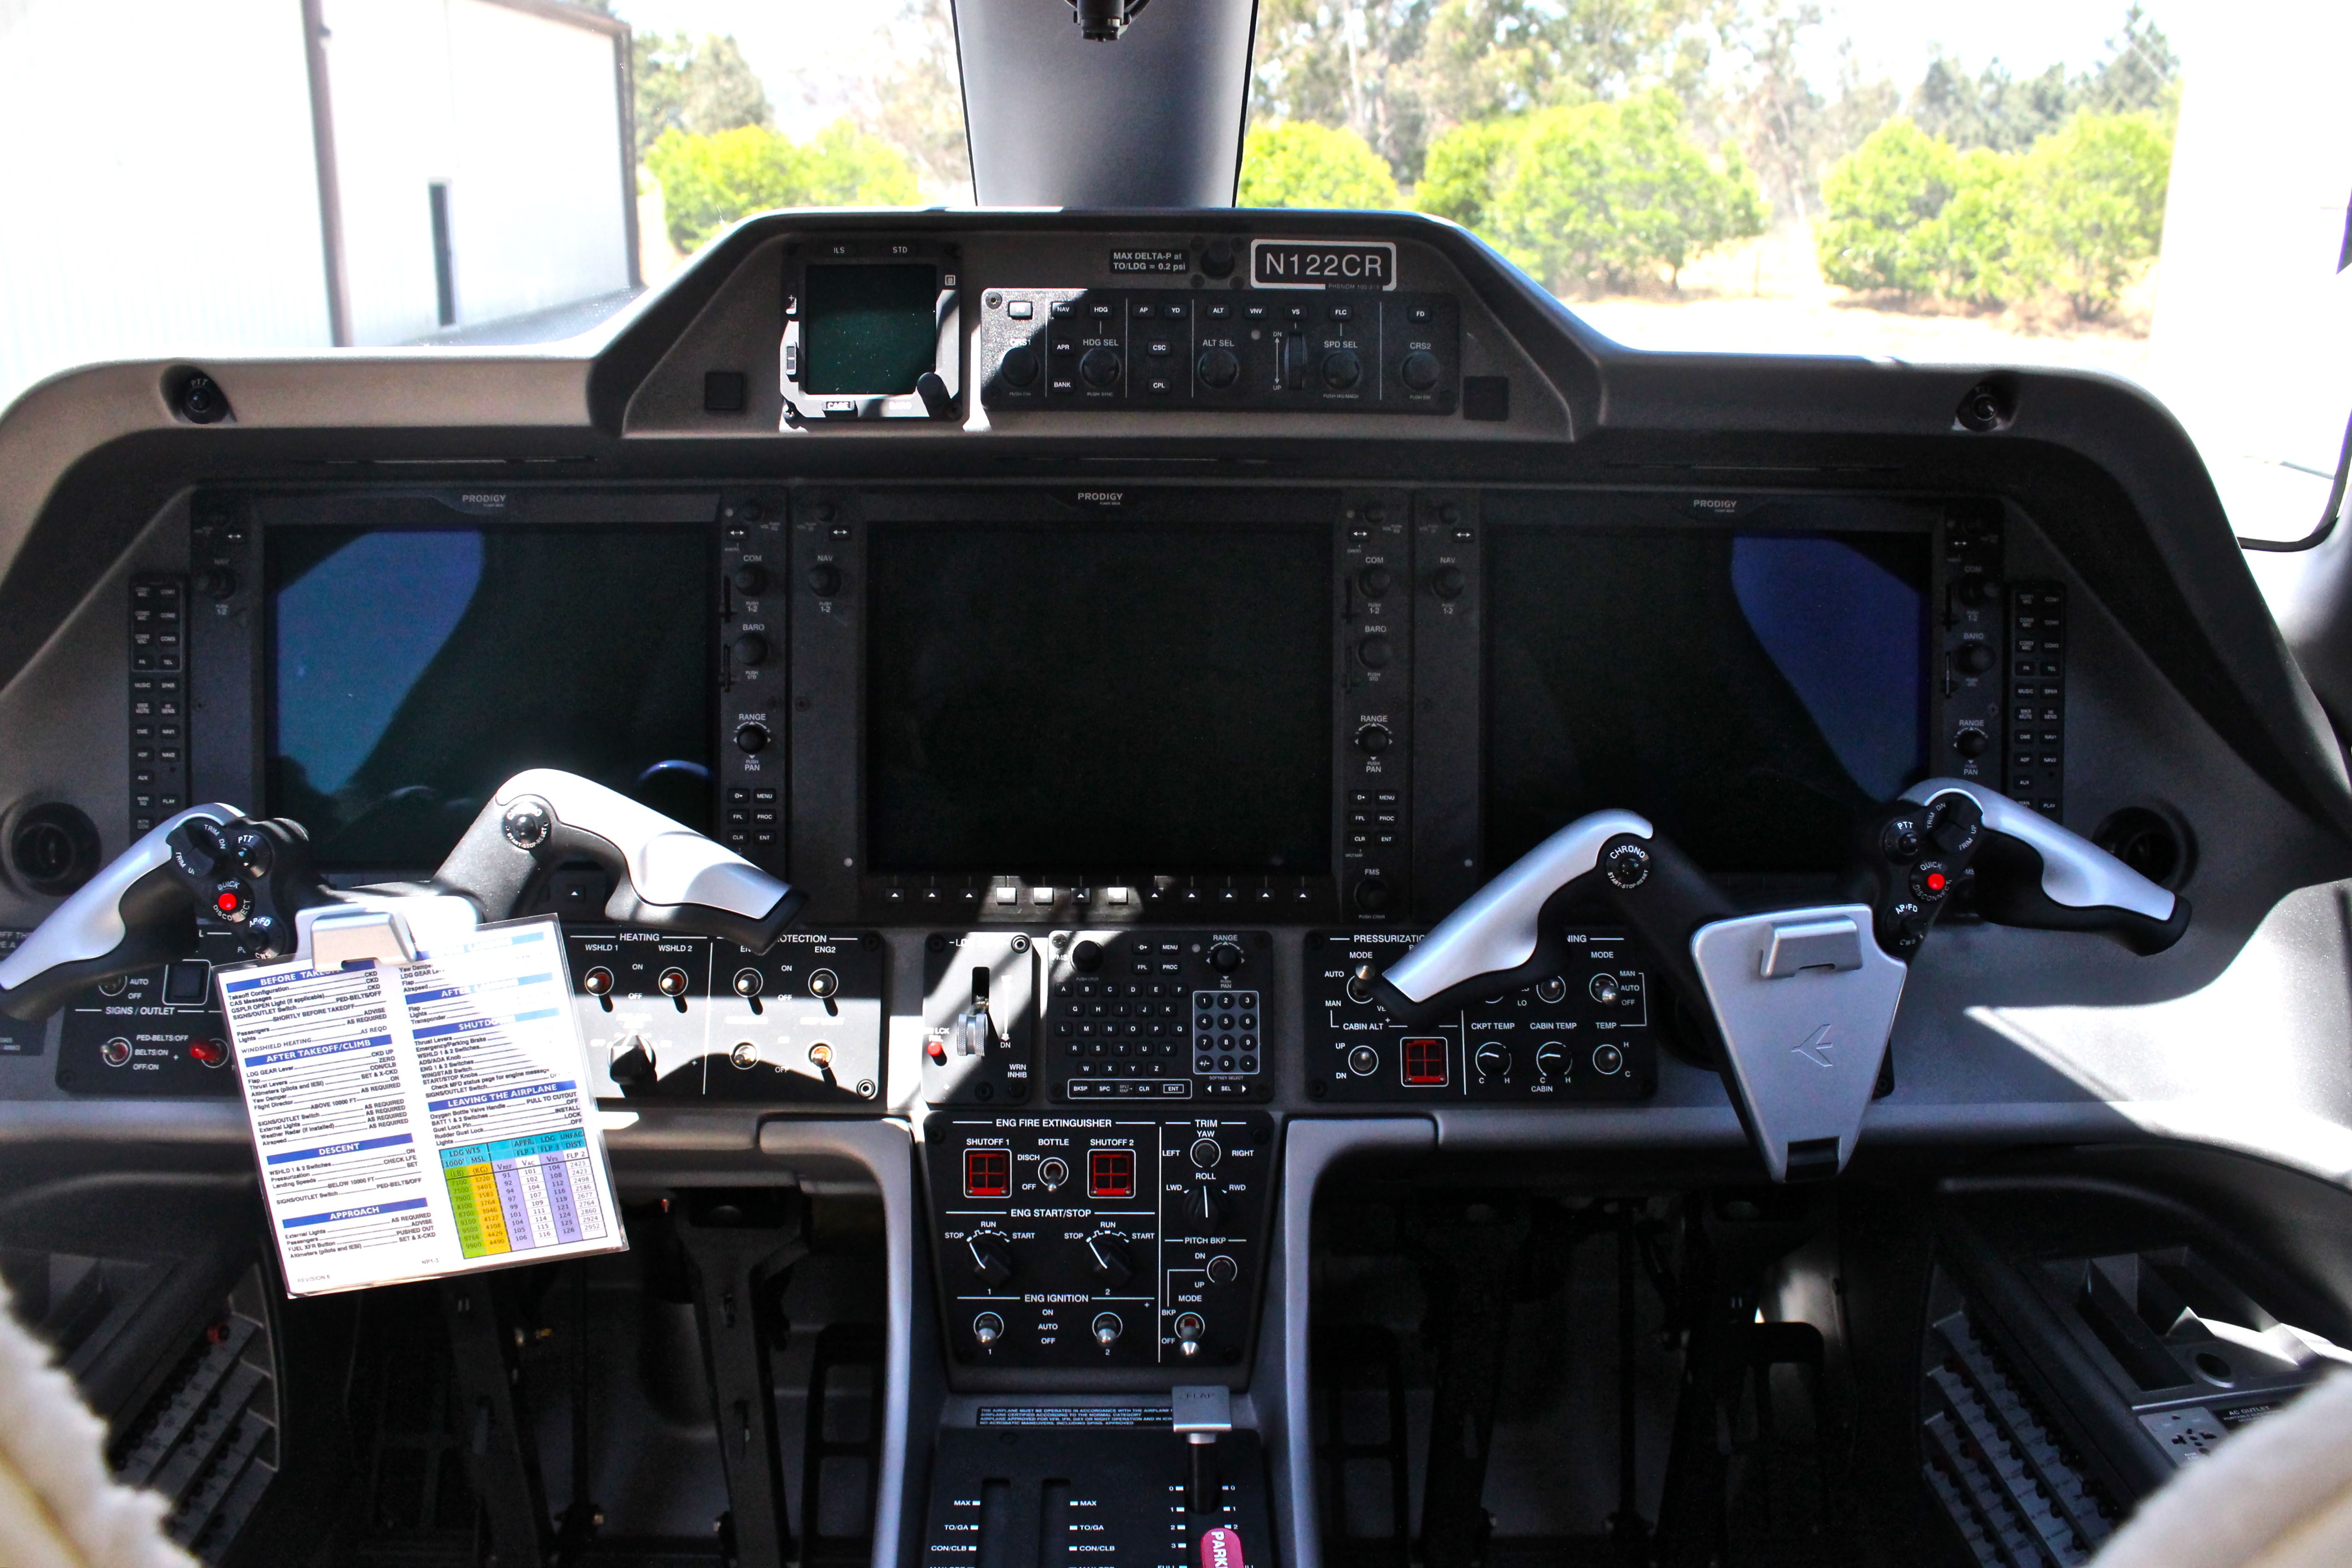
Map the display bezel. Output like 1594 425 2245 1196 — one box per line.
781 239 962 422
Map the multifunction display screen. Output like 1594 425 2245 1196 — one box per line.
800 263 939 395
1486 525 1930 875
266 526 712 869
867 524 1333 875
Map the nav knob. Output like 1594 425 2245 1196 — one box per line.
1000 345 1040 388
806 563 843 598
1321 349 1363 391
1071 940 1104 974
732 631 770 667
1209 942 1242 974
734 721 772 755
1079 346 1122 389
968 1232 1015 1287
1088 1232 1135 1286
1399 350 1442 392
1430 564 1467 600
1353 722 1394 755
731 563 769 596
1197 346 1241 389
200 566 238 602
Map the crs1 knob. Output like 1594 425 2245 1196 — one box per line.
1000 345 1040 388
1197 346 1241 389
968 1232 1015 1287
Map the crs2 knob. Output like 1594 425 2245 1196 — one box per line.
1399 350 1441 392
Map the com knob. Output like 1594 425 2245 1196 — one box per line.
1358 564 1393 598
968 1232 1016 1287
734 722 772 755
1209 942 1243 974
1958 575 2003 608
732 632 770 667
1079 346 1122 389
1320 349 1363 391
1399 350 1442 392
731 563 769 596
1353 722 1394 755
1197 346 1241 389
200 567 239 602
1000 345 1040 388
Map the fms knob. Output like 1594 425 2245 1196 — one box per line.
1197 347 1241 389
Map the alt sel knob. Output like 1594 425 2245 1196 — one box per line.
1197 346 1241 389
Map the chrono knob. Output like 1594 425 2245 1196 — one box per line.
731 563 769 595
1601 840 1652 890
1197 346 1241 389
733 722 773 755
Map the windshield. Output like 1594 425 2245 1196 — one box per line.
0 2 2341 545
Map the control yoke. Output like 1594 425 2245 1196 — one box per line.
1372 778 2185 1183
0 769 806 1022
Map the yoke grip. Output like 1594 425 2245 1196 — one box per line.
0 806 237 1021
431 769 806 951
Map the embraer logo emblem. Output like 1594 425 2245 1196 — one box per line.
1793 1026 1835 1068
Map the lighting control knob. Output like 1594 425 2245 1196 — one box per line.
1955 728 1991 758
1088 1232 1134 1286
1958 642 1995 675
609 1037 655 1086
1079 346 1122 389
1321 349 1363 391
734 722 773 755
1430 564 1467 600
1000 345 1040 388
732 632 770 667
1535 976 1567 1004
731 563 769 596
806 563 843 598
1188 1137 1223 1169
1354 723 1394 755
1399 350 1442 392
1535 1039 1570 1078
1358 564 1393 598
1209 942 1243 974
1197 347 1241 389
1184 1183 1224 1230
968 1232 1016 1287
1474 1040 1509 1077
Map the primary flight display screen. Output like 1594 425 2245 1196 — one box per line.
266 526 712 869
1486 525 1930 875
867 523 1333 875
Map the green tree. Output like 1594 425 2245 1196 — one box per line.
1815 118 1956 295
633 32 770 157
1931 146 2025 303
645 122 919 253
2011 110 2171 317
1449 89 1764 294
1238 121 1404 209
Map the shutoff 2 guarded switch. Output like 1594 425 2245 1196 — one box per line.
924 1111 1275 1372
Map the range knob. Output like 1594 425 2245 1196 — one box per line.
1197 346 1241 389
1358 564 1393 598
1353 722 1394 755
1000 345 1040 388
1399 350 1441 392
1535 1039 1570 1078
731 562 769 596
1474 1040 1509 1077
732 631 770 667
1184 1183 1224 1229
1320 349 1362 391
1429 564 1467 600
807 562 843 597
1209 942 1243 974
1088 1232 1134 1286
1079 346 1122 389
968 1232 1016 1287
1958 642 1995 675
1955 728 1991 758
733 722 773 755
1071 939 1105 974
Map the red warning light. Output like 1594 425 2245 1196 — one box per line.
215 890 242 914
1924 871 1947 893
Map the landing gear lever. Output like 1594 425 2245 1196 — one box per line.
0 768 807 1020
1372 781 2183 1182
